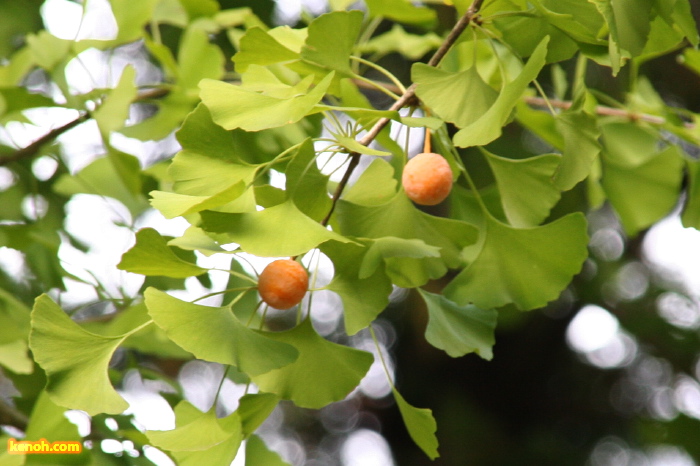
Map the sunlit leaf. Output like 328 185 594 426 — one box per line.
0 340 32 374
361 237 444 288
118 228 207 278
602 145 684 236
453 37 549 147
238 393 280 436
393 388 439 460
552 109 601 190
413 64 498 128
600 121 659 167
147 409 232 451
29 295 129 415
200 200 354 257
199 72 333 131
233 27 300 73
321 241 392 335
25 31 70 70
285 139 331 221
145 288 298 376
250 319 373 409
482 148 562 227
419 289 497 360
150 182 248 219
444 213 589 310
360 24 442 60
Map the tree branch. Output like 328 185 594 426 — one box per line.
0 397 29 432
321 0 485 226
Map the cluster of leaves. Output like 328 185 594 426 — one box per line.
1 0 700 464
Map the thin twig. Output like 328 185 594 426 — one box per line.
320 0 486 226
0 398 29 431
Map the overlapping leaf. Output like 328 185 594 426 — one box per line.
200 200 353 257
444 213 589 310
145 288 298 376
483 148 562 227
453 37 549 147
321 241 393 335
419 289 497 360
250 319 373 409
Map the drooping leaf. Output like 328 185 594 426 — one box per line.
600 121 659 167
419 289 497 360
29 295 129 415
360 237 445 288
321 241 392 335
602 145 684 236
118 228 207 278
199 72 333 132
413 64 498 128
301 10 364 75
444 213 589 310
453 37 549 147
145 288 298 376
483 148 562 227
150 182 248 219
200 200 354 257
250 319 373 409
168 150 258 198
393 388 439 460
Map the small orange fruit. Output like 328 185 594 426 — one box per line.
401 152 453 206
258 259 309 309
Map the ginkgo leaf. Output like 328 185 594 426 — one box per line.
199 72 333 132
150 182 247 219
145 288 298 376
453 37 549 147
361 237 444 288
250 319 373 409
177 27 225 89
419 289 497 360
602 145 684 236
29 295 130 415
118 228 207 278
393 388 439 460
301 10 363 75
245 435 288 466
93 65 137 138
365 0 436 26
482 148 562 227
413 64 498 128
682 158 700 230
444 213 589 310
285 138 332 221
552 109 601 190
200 200 354 257
147 409 232 451
233 27 300 72
321 241 393 335
238 393 280 436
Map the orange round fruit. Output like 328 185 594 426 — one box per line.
401 152 453 206
258 259 309 309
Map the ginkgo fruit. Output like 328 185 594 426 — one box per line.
402 152 453 206
258 259 309 309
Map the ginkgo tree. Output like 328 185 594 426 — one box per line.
1 0 699 464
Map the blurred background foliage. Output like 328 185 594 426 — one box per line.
1 0 700 465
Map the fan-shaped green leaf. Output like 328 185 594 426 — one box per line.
177 27 225 89
200 200 354 257
29 295 130 415
301 11 363 75
145 288 298 376
553 109 601 190
365 0 436 26
93 65 137 138
250 319 373 409
118 228 207 278
453 37 549 147
233 27 300 72
444 213 588 310
147 409 233 452
602 145 684 236
419 289 497 360
483 148 562 227
199 72 333 132
413 64 498 129
246 435 289 466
